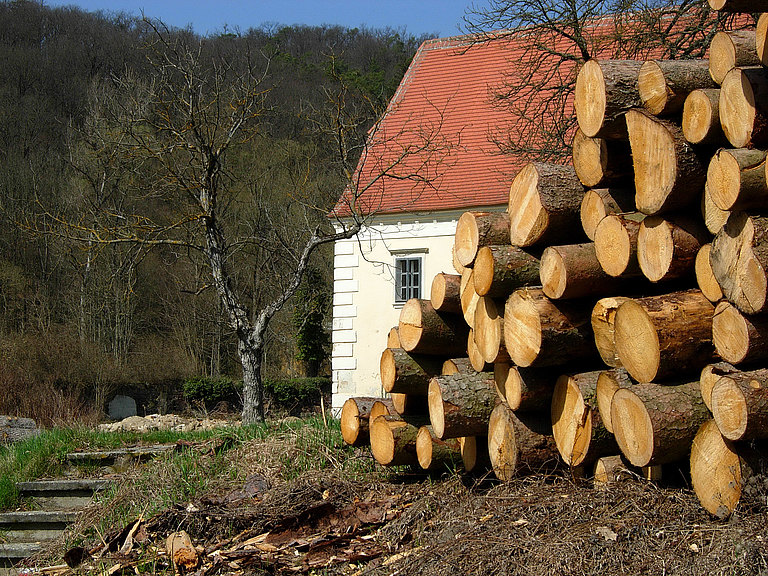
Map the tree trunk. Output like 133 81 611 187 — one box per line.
707 148 767 212
711 368 768 440
709 31 759 85
380 347 443 394
713 301 768 365
370 415 425 466
551 371 617 467
710 212 768 315
591 296 631 368
239 339 265 424
701 181 730 234
504 287 596 368
508 162 586 247
540 242 630 299
416 426 462 471
595 368 634 434
695 244 723 302
572 129 633 188
473 245 540 298
430 273 463 314
575 59 643 139
594 213 645 278
682 88 724 145
720 67 768 148
454 211 511 267
626 108 706 215
579 187 635 241
487 404 559 481
638 59 715 116
494 364 557 412
611 380 709 467
473 296 510 364
637 215 709 283
614 289 715 382
428 372 497 439
700 362 739 411
398 298 469 356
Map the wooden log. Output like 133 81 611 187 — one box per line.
683 89 724 145
474 296 511 364
709 31 759 85
340 397 382 446
611 380 709 467
707 148 768 212
626 108 706 215
591 297 631 368
380 348 443 395
690 418 768 518
572 129 633 188
759 13 768 68
389 393 427 416
487 404 559 480
713 301 768 365
508 162 585 247
575 59 643 139
428 372 497 439
594 213 644 278
708 0 768 11
710 212 768 315
720 67 768 148
495 363 557 412
460 269 480 328
452 244 467 275
454 211 511 267
593 455 639 486
700 362 740 412
695 244 723 302
387 327 401 348
579 187 635 241
398 298 468 356
370 399 398 425
0 416 38 445
711 368 768 440
504 287 596 368
473 245 540 298
430 272 463 314
467 329 491 373
637 215 709 283
551 371 618 467
370 415 424 467
614 290 716 382
459 435 490 473
416 426 462 471
540 242 629 299
638 59 715 116
441 357 474 376
701 181 730 234
595 368 633 434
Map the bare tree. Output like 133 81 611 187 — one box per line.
462 0 748 162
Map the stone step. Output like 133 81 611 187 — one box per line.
0 511 78 543
65 443 176 465
0 542 42 576
16 479 111 510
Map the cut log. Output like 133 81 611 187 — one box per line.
540 242 630 299
626 108 706 215
701 181 730 235
459 435 490 473
707 148 768 212
473 245 540 298
593 455 639 486
504 287 596 368
709 31 759 85
495 363 557 412
710 212 768 315
682 88 724 145
713 300 768 365
454 211 511 267
340 397 383 446
614 290 715 382
467 329 491 373
575 59 643 139
460 269 481 328
690 419 768 518
572 129 633 188
695 244 723 302
508 162 585 247
430 272 463 314
474 296 511 364
387 327 401 348
398 298 469 356
441 357 474 376
370 399 398 425
0 416 38 444
611 380 709 467
551 371 618 467
370 415 424 467
416 426 462 471
759 14 768 68
700 362 740 412
637 215 709 283
380 348 443 395
595 368 634 434
594 213 644 278
452 245 467 275
708 0 768 11
720 67 768 148
591 296 632 368
389 393 428 416
487 404 559 480
711 368 768 440
638 59 715 117
579 187 635 241
428 372 497 439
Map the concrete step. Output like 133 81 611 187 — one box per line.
0 542 41 576
65 443 176 466
16 479 111 510
0 511 78 543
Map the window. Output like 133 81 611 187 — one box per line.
395 256 421 303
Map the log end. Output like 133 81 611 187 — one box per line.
540 246 567 299
709 32 737 85
720 68 756 149
575 59 607 138
504 289 543 367
759 14 768 68
611 387 654 467
508 163 548 247
614 299 660 383
595 214 634 277
380 348 397 393
690 419 742 518
551 374 591 467
711 376 748 441
683 89 718 144
416 426 434 469
473 246 494 296
638 60 669 116
695 244 723 303
428 377 446 439
712 301 749 364
488 403 518 481
572 130 607 188
398 299 424 352
637 216 674 282
370 416 397 466
455 212 481 267
340 398 363 445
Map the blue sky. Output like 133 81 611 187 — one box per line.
44 1 482 39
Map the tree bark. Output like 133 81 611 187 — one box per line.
713 301 768 365
595 368 634 434
711 368 768 440
695 244 723 303
614 290 715 382
416 425 462 471
682 89 724 145
370 415 425 467
473 245 540 298
637 215 709 283
454 211 511 267
591 297 631 368
594 213 645 278
495 363 557 412
441 357 474 376
612 380 709 467
707 148 768 212
380 347 443 394
720 67 768 148
572 129 633 188
700 362 739 412
579 187 635 241
340 397 382 446
398 298 469 356
508 162 586 247
430 273 463 314
638 59 715 116
428 372 497 439
540 242 631 299
709 31 759 85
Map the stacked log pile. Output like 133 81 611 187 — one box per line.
341 2 768 518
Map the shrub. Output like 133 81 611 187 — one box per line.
264 377 330 415
182 376 241 409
